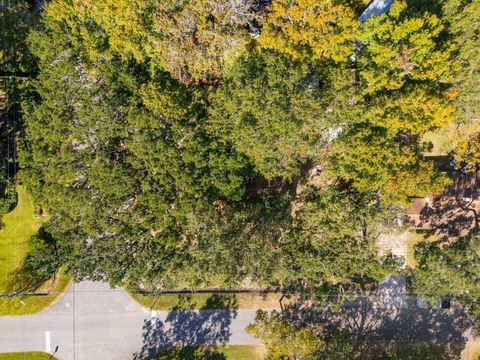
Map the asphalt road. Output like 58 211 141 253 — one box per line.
0 281 260 360
0 277 478 360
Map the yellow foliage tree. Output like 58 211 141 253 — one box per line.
331 125 449 205
45 0 255 84
367 86 457 135
45 0 149 62
77 0 150 61
358 0 458 94
454 133 480 171
258 0 358 63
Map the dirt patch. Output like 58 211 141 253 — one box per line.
377 231 408 263
461 340 480 360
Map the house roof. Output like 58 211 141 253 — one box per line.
406 198 427 215
359 0 395 22
406 172 480 237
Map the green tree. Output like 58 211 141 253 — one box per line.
411 231 480 331
20 9 249 287
246 308 363 360
0 0 37 76
357 0 457 94
330 124 448 205
17 0 460 296
246 310 323 359
48 0 257 84
0 0 38 215
384 342 443 360
290 185 401 285
441 0 480 168
442 0 480 124
208 50 330 180
7 226 65 293
411 232 480 301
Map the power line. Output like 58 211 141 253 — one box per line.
2 0 10 184
11 0 18 182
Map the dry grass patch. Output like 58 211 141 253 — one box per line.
151 345 266 359
0 352 58 360
0 268 70 315
131 291 296 311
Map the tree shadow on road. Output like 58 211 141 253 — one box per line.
132 296 238 360
305 296 474 359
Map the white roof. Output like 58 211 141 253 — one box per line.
359 0 395 22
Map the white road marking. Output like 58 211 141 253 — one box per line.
151 310 157 325
45 331 51 353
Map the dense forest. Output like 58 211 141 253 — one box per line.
1 0 479 341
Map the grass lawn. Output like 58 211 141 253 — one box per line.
0 185 47 293
131 291 292 311
0 267 71 315
151 345 266 359
0 352 57 360
0 185 70 315
406 230 441 268
422 127 456 156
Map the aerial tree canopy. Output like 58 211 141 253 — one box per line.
208 50 331 180
247 308 444 360
12 0 468 299
330 124 448 205
20 9 252 286
290 185 400 285
441 0 480 169
442 0 480 123
47 0 257 84
412 234 480 301
322 0 458 204
357 0 457 94
366 85 456 136
411 231 480 331
0 0 37 76
246 310 324 359
258 0 359 63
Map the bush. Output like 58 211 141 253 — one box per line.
7 227 63 293
0 181 18 215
